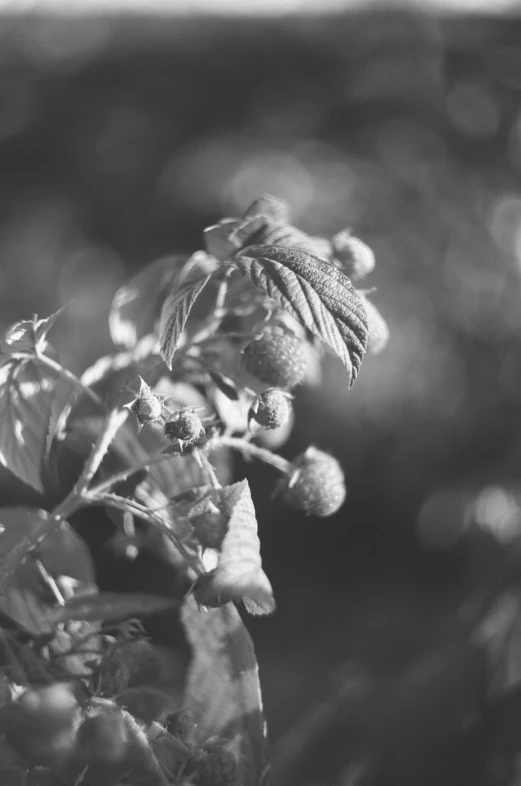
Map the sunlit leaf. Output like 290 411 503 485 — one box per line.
49 592 180 624
159 275 212 369
182 595 270 786
0 359 59 492
2 309 65 356
109 255 189 349
235 245 368 386
193 479 275 615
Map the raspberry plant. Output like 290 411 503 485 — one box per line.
0 195 387 785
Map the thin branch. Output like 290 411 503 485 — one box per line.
73 409 129 496
216 436 292 474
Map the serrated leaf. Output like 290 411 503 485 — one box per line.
109 256 189 349
159 275 212 369
235 245 368 386
193 479 275 616
49 592 180 624
0 359 59 492
182 595 270 786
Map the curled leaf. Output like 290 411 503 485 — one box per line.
242 194 290 225
235 245 368 386
159 275 212 369
193 479 275 616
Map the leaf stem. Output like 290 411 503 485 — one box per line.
215 436 291 474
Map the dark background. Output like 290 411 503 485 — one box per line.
2 7 521 785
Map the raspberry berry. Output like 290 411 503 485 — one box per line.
130 393 162 426
164 409 204 445
249 388 293 430
277 447 346 517
332 232 375 280
241 326 309 389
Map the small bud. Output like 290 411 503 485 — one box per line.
332 233 375 280
164 410 205 445
249 388 293 430
241 326 309 390
277 446 346 517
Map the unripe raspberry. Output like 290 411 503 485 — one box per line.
130 393 162 426
277 447 346 517
241 326 309 389
191 742 240 786
164 410 204 444
359 294 389 355
332 233 375 280
249 388 293 430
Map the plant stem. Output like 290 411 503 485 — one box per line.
216 436 292 474
73 409 129 496
194 448 221 489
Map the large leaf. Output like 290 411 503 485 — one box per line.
182 595 270 786
159 275 212 369
0 359 59 492
193 479 275 616
235 245 368 386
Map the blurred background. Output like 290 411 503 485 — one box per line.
2 1 521 784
